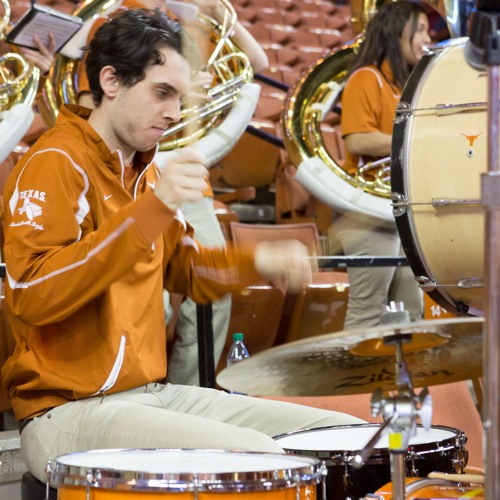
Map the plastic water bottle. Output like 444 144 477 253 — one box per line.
226 333 250 368
226 333 249 394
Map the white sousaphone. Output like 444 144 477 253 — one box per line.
37 0 261 169
281 0 462 223
0 0 40 164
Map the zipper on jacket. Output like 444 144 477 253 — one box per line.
92 334 126 395
116 145 159 200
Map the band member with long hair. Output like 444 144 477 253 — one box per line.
335 1 431 328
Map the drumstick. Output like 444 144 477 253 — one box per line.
427 471 485 485
303 255 409 269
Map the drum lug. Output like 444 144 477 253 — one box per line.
45 462 52 500
408 448 419 478
342 451 353 498
319 462 328 500
415 276 437 292
457 432 468 448
394 101 412 123
391 192 408 217
452 436 469 473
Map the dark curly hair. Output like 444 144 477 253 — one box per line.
349 1 427 89
85 9 200 105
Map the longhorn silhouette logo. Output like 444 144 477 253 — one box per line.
461 132 483 147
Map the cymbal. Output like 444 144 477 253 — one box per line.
216 318 484 397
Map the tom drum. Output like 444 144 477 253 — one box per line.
274 424 468 500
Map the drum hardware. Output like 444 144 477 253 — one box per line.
415 276 484 292
319 463 328 500
391 192 481 216
44 463 51 500
348 305 434 500
269 306 471 499
396 100 488 118
394 102 412 123
435 101 488 115
470 6 500 497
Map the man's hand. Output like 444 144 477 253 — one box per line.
189 0 218 17
254 240 313 293
21 33 56 75
187 70 214 101
154 148 209 210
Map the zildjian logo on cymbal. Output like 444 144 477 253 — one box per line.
334 367 454 390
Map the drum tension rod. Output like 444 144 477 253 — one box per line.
391 193 480 216
392 196 480 208
416 276 484 291
395 101 489 118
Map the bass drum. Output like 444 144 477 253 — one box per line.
391 38 486 316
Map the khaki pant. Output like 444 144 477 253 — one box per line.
21 383 365 483
332 212 423 330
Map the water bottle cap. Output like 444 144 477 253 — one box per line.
232 333 244 341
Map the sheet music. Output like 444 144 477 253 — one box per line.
7 7 83 52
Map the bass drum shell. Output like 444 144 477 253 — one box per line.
391 38 486 316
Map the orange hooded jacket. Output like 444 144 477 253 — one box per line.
1 105 259 420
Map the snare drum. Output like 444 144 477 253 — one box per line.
370 477 484 499
274 424 468 500
391 38 486 316
48 448 323 499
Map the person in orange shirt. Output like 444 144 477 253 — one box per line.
2 9 364 483
336 1 431 329
75 0 268 386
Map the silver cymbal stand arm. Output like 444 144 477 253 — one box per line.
351 411 400 468
355 304 434 500
386 337 417 500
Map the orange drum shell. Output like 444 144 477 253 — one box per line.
57 484 317 499
375 478 484 499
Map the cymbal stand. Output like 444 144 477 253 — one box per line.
464 6 500 496
482 35 500 500
353 332 433 500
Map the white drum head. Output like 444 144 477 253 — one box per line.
55 448 316 473
275 424 457 452
50 449 322 492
